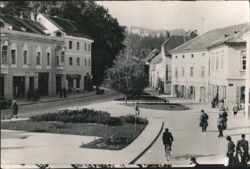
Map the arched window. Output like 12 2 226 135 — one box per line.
1 46 7 64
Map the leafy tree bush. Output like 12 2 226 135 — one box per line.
30 109 148 126
103 50 148 103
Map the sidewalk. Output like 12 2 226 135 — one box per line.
1 119 163 165
14 90 97 106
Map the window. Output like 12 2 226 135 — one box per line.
241 51 246 70
175 67 178 78
181 67 185 77
175 55 178 59
56 56 59 66
190 66 194 77
221 54 224 70
47 52 50 66
216 55 219 70
69 41 72 49
77 57 80 66
11 49 16 64
201 66 205 77
202 53 205 56
211 53 214 70
77 42 80 50
37 52 41 65
191 54 194 58
69 57 73 65
84 43 87 51
182 55 185 58
23 50 28 65
2 46 7 64
61 51 65 63
165 65 168 81
88 44 91 51
85 58 87 66
89 58 91 66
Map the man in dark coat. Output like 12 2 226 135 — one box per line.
226 136 235 166
10 100 18 119
162 128 174 152
199 110 209 132
236 134 249 165
222 110 228 130
217 113 225 137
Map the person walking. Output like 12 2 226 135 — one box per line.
217 113 225 138
226 136 235 166
199 110 209 132
162 128 174 161
222 109 228 130
10 100 18 119
236 134 249 165
233 103 240 118
135 102 140 116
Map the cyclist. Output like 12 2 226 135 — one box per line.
162 128 174 161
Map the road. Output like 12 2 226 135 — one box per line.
1 91 121 118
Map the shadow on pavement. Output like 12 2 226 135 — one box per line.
172 153 216 160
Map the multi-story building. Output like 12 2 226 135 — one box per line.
244 31 250 119
170 23 250 107
0 13 93 99
146 35 195 95
37 14 94 93
0 14 64 98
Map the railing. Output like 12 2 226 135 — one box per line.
0 64 8 74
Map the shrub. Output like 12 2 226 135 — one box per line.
30 108 148 126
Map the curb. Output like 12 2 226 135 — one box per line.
18 93 96 107
129 121 164 164
16 90 114 107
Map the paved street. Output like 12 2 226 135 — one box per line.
1 90 121 119
1 93 250 167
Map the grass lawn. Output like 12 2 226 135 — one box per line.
125 103 189 111
1 120 147 150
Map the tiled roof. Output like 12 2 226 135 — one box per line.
170 22 250 53
164 35 194 55
42 14 93 40
0 14 46 35
144 48 160 62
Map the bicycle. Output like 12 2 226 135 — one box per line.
165 144 172 161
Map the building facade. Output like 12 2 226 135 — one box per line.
37 14 94 93
0 13 93 99
170 23 250 107
147 35 196 95
244 31 250 119
1 28 64 98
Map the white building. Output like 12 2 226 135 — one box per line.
146 35 195 95
170 23 250 107
37 14 94 92
244 31 250 119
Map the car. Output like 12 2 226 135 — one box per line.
0 97 12 109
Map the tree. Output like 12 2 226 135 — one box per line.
103 49 147 104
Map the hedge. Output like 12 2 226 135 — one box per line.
30 108 148 126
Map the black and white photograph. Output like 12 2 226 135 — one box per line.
0 0 250 168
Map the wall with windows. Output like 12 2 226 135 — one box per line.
171 50 209 102
1 29 64 98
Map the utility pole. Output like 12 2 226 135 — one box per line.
200 17 207 34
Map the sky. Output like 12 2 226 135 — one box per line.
97 1 249 34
